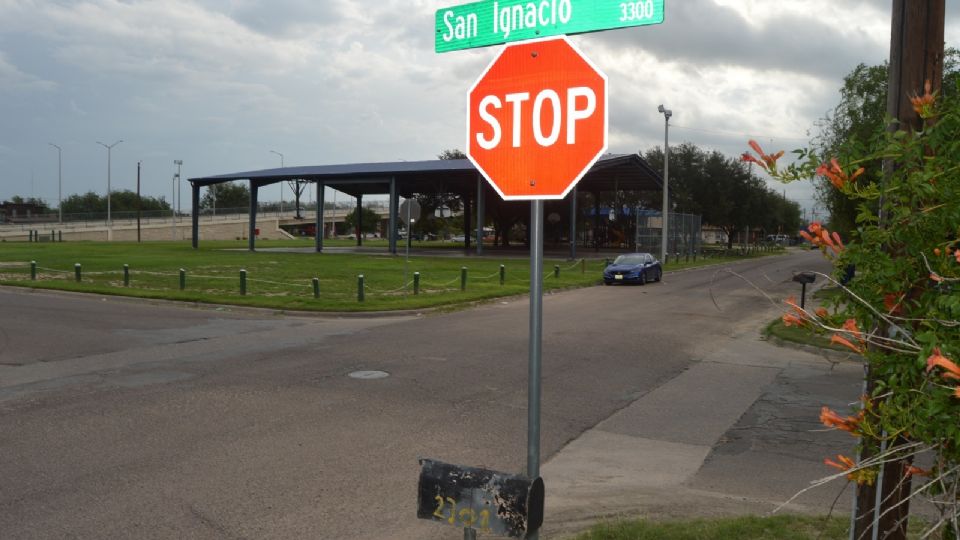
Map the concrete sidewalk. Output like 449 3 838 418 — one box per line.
540 326 863 538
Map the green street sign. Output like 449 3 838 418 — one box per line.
435 0 664 53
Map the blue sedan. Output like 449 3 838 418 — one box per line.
603 253 662 285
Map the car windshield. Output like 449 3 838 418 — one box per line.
613 254 647 265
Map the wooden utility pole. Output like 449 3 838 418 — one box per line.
886 0 945 133
853 3 945 540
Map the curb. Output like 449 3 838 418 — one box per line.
764 333 862 364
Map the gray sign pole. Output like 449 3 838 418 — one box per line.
527 200 544 540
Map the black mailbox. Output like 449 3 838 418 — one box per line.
417 458 544 538
792 272 816 284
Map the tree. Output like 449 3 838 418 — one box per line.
401 149 468 239
287 180 307 218
343 206 380 236
744 81 960 539
644 143 799 248
437 148 467 160
60 191 168 215
813 49 959 236
200 182 249 211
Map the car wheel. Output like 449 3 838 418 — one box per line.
639 272 646 285
604 281 611 286
655 269 662 282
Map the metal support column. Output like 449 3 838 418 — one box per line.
593 193 600 252
191 182 200 249
463 191 472 252
316 182 324 253
476 174 485 255
248 181 259 252
356 194 363 247
389 177 398 255
569 185 578 260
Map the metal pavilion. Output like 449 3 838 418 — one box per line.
187 153 663 258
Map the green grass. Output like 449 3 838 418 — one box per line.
764 318 852 352
0 240 785 312
763 284 855 353
573 515 850 540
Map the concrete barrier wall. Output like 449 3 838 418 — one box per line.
0 217 288 243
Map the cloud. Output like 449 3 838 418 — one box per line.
0 0 956 213
0 51 56 93
592 0 888 81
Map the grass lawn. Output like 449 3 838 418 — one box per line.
0 240 786 312
573 515 851 540
764 286 855 353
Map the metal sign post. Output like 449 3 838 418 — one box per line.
527 200 544 540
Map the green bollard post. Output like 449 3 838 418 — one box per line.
460 267 467 291
581 258 586 274
179 268 186 290
59 230 62 242
358 274 365 302
74 263 81 282
413 272 420 295
51 230 55 242
554 264 560 278
499 264 505 285
28 230 33 243
240 269 247 296
30 260 36 280
313 277 320 299
123 264 130 286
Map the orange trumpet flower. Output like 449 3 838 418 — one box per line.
819 406 863 434
926 348 960 380
741 140 784 172
831 335 865 354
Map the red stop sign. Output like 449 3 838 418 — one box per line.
467 36 608 200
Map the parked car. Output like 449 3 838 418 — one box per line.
451 234 466 242
603 253 662 285
765 234 790 245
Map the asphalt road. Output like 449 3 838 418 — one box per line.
0 249 854 539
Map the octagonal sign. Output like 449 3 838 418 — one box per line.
467 36 608 200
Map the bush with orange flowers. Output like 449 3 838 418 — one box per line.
748 81 960 535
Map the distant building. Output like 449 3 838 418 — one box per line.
0 201 52 224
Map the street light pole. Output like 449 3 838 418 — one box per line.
270 150 284 215
172 172 177 241
174 160 183 222
48 143 62 224
657 105 672 263
96 140 122 234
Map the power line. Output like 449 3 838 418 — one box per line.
670 124 811 143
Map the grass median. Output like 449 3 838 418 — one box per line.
0 240 785 312
573 514 851 540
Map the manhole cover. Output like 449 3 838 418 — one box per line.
348 370 390 380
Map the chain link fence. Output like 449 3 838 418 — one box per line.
578 209 702 257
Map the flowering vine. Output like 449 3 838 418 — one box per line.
749 81 960 536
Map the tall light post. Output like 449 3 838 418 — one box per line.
48 143 62 223
171 169 177 240
270 150 284 214
657 105 672 263
174 159 183 222
96 140 122 229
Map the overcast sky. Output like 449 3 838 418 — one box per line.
1 0 958 217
